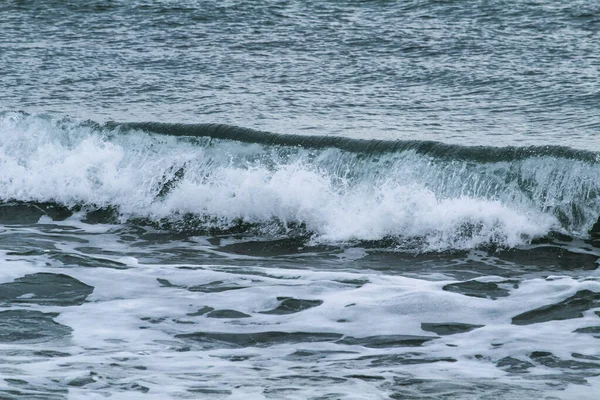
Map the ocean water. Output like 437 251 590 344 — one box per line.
1 1 600 399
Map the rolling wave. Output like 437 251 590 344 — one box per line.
2 111 600 251
113 121 600 163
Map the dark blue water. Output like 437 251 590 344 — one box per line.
1 1 600 399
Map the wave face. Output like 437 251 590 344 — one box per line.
2 112 600 251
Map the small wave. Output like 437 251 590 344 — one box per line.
1 112 600 251
112 121 600 163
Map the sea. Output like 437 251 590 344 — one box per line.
1 1 600 399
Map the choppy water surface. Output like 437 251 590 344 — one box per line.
1 220 600 399
1 0 600 399
2 0 599 147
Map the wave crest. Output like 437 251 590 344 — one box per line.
1 112 599 251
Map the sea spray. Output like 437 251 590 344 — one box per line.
2 112 600 250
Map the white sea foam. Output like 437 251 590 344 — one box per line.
3 112 598 250
1 228 599 399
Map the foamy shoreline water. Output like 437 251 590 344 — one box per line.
2 0 600 397
0 216 599 398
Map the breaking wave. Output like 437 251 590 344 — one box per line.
2 111 600 251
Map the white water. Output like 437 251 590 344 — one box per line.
0 221 599 399
4 112 600 251
2 113 600 398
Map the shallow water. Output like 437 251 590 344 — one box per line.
1 1 600 399
1 218 600 399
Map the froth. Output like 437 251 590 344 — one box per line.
1 112 592 250
157 169 555 250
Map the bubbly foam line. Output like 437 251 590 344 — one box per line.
152 173 555 250
2 112 600 250
3 239 598 399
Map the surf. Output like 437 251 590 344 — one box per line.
2 111 600 251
